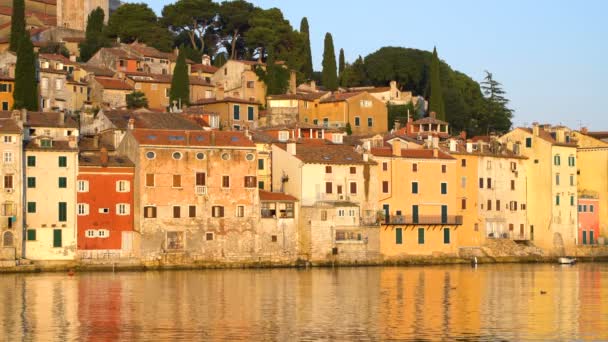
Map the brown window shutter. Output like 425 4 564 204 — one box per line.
189 205 196 218
173 175 181 187
173 206 180 218
146 174 154 186
196 172 206 186
325 182 332 194
350 182 357 194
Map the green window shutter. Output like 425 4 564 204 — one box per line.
27 177 36 188
396 228 403 244
590 205 594 212
412 182 418 194
27 202 36 213
258 181 264 189
58 202 67 222
525 137 532 148
418 228 425 244
258 159 264 170
590 231 594 244
412 205 419 224
582 231 587 244
247 106 254 121
556 195 560 206
27 156 36 167
233 105 240 120
441 205 448 224
570 196 574 206
443 228 450 244
58 156 67 167
441 183 447 194
58 177 67 188
27 229 36 241
53 229 62 247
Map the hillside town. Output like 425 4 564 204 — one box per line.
0 0 607 269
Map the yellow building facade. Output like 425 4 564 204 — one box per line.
0 76 13 110
315 92 388 135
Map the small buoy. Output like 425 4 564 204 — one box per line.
540 290 547 295
67 269 75 276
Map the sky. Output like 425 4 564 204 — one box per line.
131 0 608 130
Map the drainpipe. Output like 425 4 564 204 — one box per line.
21 132 26 260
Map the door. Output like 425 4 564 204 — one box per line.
122 231 133 255
383 204 389 224
441 205 448 224
582 230 587 245
590 231 594 245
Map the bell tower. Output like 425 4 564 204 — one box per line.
56 0 109 31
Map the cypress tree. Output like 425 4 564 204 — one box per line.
321 33 338 91
299 17 313 80
338 48 345 86
9 0 26 52
79 7 107 62
428 46 445 120
13 33 38 110
170 46 190 108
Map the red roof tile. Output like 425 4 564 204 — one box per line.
191 97 260 105
95 77 133 90
259 190 298 202
191 64 218 74
370 147 454 160
319 91 362 103
132 129 256 148
277 143 375 165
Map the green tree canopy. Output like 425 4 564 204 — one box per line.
338 48 345 86
428 46 446 120
299 17 313 80
255 47 289 96
9 0 26 52
321 32 338 90
106 3 173 52
245 7 292 60
170 47 190 108
218 0 255 60
79 7 108 62
341 55 367 87
126 91 148 109
479 70 513 133
161 0 218 53
13 33 38 110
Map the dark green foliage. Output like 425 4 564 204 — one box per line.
479 71 513 133
170 47 190 107
79 7 108 62
387 102 421 131
255 48 289 96
341 55 367 87
246 7 292 60
428 47 445 120
218 0 255 59
106 3 173 52
213 52 228 67
9 0 26 52
13 34 38 110
39 42 70 57
321 33 338 90
345 122 352 135
161 0 218 53
126 91 148 109
338 48 345 86
299 17 313 80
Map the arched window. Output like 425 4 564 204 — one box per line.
3 231 13 247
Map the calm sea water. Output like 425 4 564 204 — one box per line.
1 263 607 341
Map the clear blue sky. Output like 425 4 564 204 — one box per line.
131 0 608 130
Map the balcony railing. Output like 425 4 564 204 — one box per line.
384 215 463 225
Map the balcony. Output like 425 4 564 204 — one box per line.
384 215 463 226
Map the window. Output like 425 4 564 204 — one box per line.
441 182 447 195
236 205 245 217
282 203 294 218
27 229 36 241
360 100 372 107
479 178 484 188
196 152 205 160
146 174 155 187
441 165 447 173
382 162 388 171
206 232 214 241
338 209 345 217
144 206 157 218
382 181 389 193
0 83 11 92
99 208 109 214
349 182 357 194
166 231 184 250
58 202 67 221
555 173 560 185
258 159 265 170
247 106 254 121
461 199 467 210
554 155 561 166
233 105 240 120
172 152 182 160
3 151 12 163
77 180 89 192
570 174 574 186
189 205 196 218
196 172 206 186
396 228 403 244
243 176 257 188
164 88 169 97
412 163 418 172
4 175 12 189
590 205 595 212
246 81 254 88
412 181 418 194
570 196 574 206
556 195 560 206
173 206 181 218
350 167 356 174
55 78 62 90
461 159 466 167
27 156 36 167
325 166 332 173
212 206 224 217
321 210 327 221
525 137 532 148
53 229 62 248
1 102 7 111
85 229 96 238
418 228 425 244
487 200 492 211
222 175 230 188
58 177 67 188
221 153 230 161
146 151 156 160
325 182 332 194
258 181 264 189
511 180 515 190
173 175 182 188
568 156 575 167
27 202 36 213
116 180 130 192
77 203 89 216
117 204 130 215
27 177 36 188
58 156 67 167
496 200 501 211
521 203 526 210
41 77 49 89
354 117 361 127
443 228 450 244
41 139 52 148
278 131 289 141
367 117 373 127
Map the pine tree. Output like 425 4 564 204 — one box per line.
480 70 513 133
338 48 345 87
299 17 313 80
9 0 26 52
79 7 107 62
170 47 190 108
255 47 289 96
321 33 338 91
13 33 38 110
428 46 445 120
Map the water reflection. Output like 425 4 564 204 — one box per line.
0 264 607 341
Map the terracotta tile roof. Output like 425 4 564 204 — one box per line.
103 110 204 131
14 111 78 128
132 129 256 148
259 190 298 202
0 75 14 82
366 87 391 93
370 147 454 160
412 116 449 125
319 91 362 103
78 135 115 152
517 127 577 147
80 64 114 77
39 67 67 75
268 91 330 101
39 53 74 64
62 37 84 43
25 139 77 151
0 118 22 133
127 42 176 61
94 77 133 90
79 154 134 167
191 64 218 73
277 143 376 165
189 76 213 86
191 97 260 105
103 47 143 60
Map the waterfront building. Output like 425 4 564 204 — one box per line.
76 148 135 258
0 113 23 261
501 124 578 253
271 141 381 263
578 197 599 245
371 139 461 257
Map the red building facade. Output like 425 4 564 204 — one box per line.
578 197 599 245
77 149 135 255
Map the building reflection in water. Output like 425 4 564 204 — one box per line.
0 264 606 340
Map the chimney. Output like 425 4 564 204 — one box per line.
174 47 179 56
432 135 439 148
389 80 397 92
532 122 540 136
466 141 473 153
68 136 77 148
289 70 297 94
459 130 467 140
69 55 76 62
202 54 211 66
310 80 316 92
394 120 401 131
430 111 436 119
391 139 401 156
21 108 27 123
287 142 296 155
100 147 108 167
59 111 65 125
449 139 456 152
127 118 135 130
363 153 369 162
93 135 99 148
363 140 371 151
216 86 224 101
581 127 588 134
433 148 439 158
